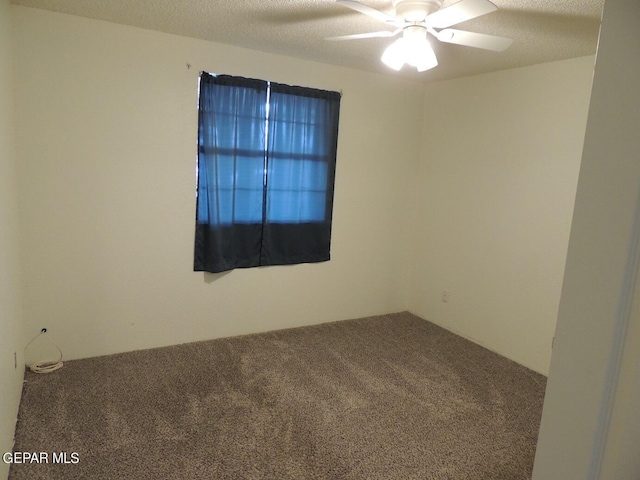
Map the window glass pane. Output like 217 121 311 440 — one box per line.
196 74 267 227
266 89 335 224
267 190 327 224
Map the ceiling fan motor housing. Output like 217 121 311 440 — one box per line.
392 0 443 21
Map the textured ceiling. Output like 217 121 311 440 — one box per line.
11 0 604 82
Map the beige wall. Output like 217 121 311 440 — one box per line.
533 0 640 477
12 6 423 361
598 271 640 478
408 57 595 374
0 0 25 477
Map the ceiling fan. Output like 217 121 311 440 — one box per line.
327 0 513 72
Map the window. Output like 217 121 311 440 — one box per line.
194 73 341 273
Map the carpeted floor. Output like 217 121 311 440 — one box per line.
10 312 546 479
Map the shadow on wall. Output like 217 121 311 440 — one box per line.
203 271 233 284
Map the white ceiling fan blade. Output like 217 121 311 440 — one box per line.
335 0 400 25
436 29 513 51
326 29 401 41
426 0 497 29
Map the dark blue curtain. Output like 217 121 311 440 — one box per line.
194 73 341 273
261 83 341 266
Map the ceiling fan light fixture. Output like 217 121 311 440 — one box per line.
404 27 437 71
381 38 406 71
414 45 438 72
381 25 437 72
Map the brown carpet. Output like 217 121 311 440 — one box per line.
10 312 546 479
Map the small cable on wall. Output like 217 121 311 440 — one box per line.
24 328 64 374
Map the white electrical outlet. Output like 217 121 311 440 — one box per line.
441 290 450 303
